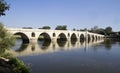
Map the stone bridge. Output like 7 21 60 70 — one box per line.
7 28 104 43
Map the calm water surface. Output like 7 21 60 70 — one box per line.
12 39 120 73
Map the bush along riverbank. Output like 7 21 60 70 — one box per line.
0 23 30 73
0 53 30 73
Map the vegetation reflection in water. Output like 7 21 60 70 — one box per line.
10 38 106 57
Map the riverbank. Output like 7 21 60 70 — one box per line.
0 57 14 73
0 56 30 73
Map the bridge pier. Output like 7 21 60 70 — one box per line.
51 38 57 43
85 31 88 43
77 38 80 42
67 38 71 42
29 38 38 44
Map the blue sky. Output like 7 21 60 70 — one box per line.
0 0 120 31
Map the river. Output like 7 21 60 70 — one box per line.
11 39 120 73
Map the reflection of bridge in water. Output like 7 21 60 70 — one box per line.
6 39 104 57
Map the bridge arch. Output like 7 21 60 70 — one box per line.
92 35 94 42
95 36 97 41
53 33 56 37
71 33 77 41
80 34 85 42
57 33 67 41
68 33 70 37
98 36 100 40
88 34 91 42
13 32 29 43
38 32 51 41
31 32 35 37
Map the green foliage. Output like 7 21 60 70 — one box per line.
91 28 106 35
0 0 9 16
0 1 30 72
9 57 30 73
0 53 30 73
0 23 16 52
41 26 51 29
90 26 113 35
73 28 76 31
55 25 67 30
90 26 100 33
0 53 12 58
105 26 112 35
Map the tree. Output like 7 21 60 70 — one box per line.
55 25 67 30
97 28 106 35
93 26 98 30
0 0 9 16
73 28 76 31
80 28 87 31
0 23 15 53
41 26 51 29
105 26 112 35
90 26 99 33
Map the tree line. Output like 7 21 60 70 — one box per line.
38 25 114 36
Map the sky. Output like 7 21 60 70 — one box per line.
0 0 120 31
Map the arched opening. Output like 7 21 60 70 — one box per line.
101 36 103 40
71 33 77 42
80 34 85 43
38 32 51 41
57 33 67 41
78 33 79 37
12 32 29 52
53 33 56 37
95 36 97 41
88 34 91 43
38 32 51 50
14 32 29 44
98 36 100 40
92 35 94 42
68 33 70 37
100 36 102 40
57 33 67 47
31 32 35 37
